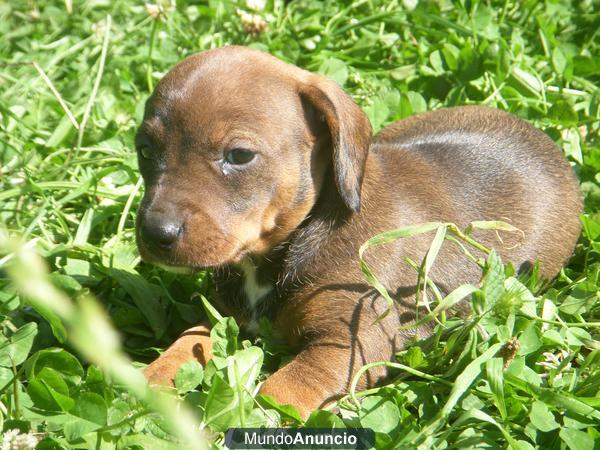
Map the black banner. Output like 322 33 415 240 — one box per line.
224 428 375 449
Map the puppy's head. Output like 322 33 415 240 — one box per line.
135 46 371 269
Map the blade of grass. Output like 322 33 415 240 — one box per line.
74 15 112 161
411 343 503 442
31 62 79 130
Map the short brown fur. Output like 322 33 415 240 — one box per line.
136 46 582 417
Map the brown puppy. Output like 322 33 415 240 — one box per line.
136 46 582 417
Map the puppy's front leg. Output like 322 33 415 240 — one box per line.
259 348 350 418
144 324 213 387
260 294 397 418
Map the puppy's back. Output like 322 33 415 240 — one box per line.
371 106 582 278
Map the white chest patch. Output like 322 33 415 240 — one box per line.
239 259 274 308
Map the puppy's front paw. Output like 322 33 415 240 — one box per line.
143 324 213 387
144 356 180 387
259 371 332 420
259 382 313 420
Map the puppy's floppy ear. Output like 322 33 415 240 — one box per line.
299 76 372 212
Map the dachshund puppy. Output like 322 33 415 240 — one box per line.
136 46 582 418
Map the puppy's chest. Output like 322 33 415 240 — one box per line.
214 260 278 334
240 260 273 309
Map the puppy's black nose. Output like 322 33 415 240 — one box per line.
141 215 183 251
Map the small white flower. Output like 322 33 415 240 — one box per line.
115 112 130 126
536 350 571 380
101 175 115 189
145 3 160 18
145 0 175 20
1 430 38 450
9 176 24 186
29 8 40 20
91 19 107 37
236 9 268 36
246 0 266 11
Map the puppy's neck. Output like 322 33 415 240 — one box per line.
278 174 352 288
213 174 352 332
211 255 279 334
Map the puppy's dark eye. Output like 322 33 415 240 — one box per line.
138 145 153 160
224 148 255 165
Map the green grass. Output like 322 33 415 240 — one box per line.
0 0 599 448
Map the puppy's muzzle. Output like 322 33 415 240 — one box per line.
139 212 184 256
